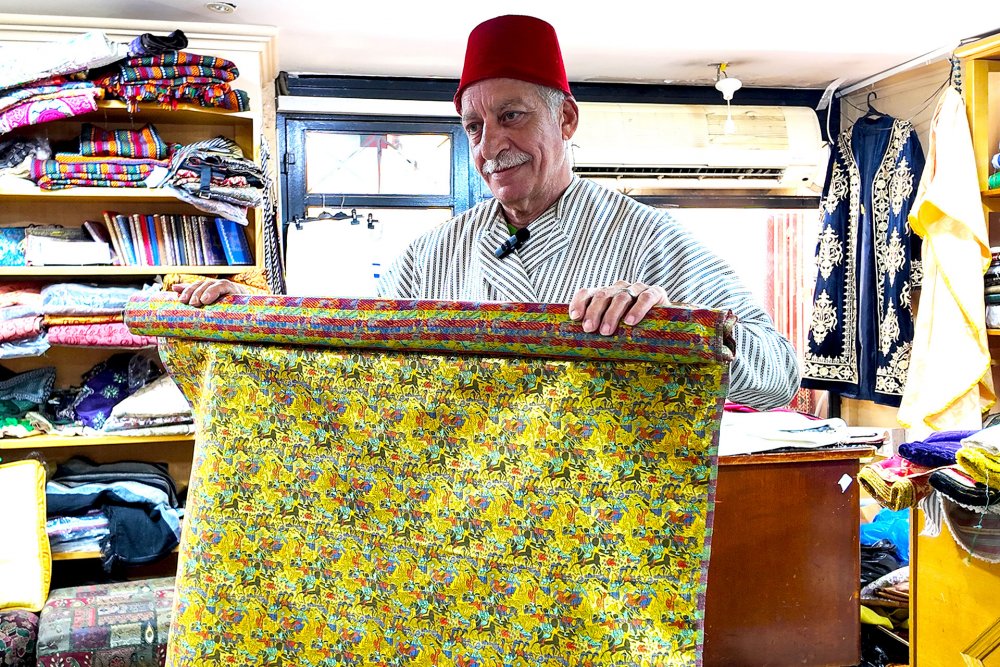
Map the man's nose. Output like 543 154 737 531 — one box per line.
479 121 507 161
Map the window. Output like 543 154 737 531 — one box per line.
279 115 484 297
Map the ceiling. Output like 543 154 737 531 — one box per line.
2 1 997 89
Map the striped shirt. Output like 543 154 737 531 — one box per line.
378 177 800 409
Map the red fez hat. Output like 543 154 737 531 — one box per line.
454 15 571 113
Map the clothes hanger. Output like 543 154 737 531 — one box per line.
864 91 886 120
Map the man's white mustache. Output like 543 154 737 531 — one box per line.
482 151 531 175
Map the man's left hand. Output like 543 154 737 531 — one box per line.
569 280 671 335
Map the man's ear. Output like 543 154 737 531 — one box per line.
561 97 580 141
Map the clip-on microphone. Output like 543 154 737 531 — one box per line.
494 227 530 259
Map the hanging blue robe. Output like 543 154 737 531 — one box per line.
802 115 925 406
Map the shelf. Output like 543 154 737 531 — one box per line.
0 265 253 277
0 434 194 450
53 546 179 561
85 100 253 124
982 188 1000 200
989 330 1000 338
0 186 189 201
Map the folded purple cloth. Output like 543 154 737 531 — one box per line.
899 429 978 467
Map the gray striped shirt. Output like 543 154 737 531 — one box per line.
377 177 800 409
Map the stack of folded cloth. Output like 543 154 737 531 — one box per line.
93 50 249 112
45 457 183 569
986 248 1000 328
0 366 56 439
150 136 263 224
29 122 172 190
858 430 976 510
41 282 158 348
0 77 104 136
0 30 127 137
949 425 1000 509
0 282 48 358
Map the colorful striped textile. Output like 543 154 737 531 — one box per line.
29 155 166 190
127 296 733 667
126 294 736 366
95 51 249 112
80 123 170 160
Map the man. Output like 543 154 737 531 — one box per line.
178 14 799 410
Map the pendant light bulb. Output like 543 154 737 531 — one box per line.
724 112 736 135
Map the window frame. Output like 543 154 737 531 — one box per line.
278 113 485 224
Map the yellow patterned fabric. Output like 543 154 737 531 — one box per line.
132 297 732 667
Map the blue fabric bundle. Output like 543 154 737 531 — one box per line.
898 429 979 468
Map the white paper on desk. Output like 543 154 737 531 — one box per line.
718 411 851 456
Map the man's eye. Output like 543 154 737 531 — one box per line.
503 111 522 121
464 123 480 135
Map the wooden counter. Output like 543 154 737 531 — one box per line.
704 447 873 667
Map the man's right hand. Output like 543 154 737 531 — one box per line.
172 279 247 307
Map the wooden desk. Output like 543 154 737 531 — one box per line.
704 447 872 667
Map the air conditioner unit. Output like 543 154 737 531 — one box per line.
571 102 827 195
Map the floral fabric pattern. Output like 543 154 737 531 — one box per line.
131 297 733 667
0 611 38 667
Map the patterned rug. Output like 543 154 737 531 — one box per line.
127 296 734 667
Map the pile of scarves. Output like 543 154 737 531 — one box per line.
0 282 158 359
0 77 104 136
0 31 125 137
94 50 249 112
0 28 250 138
859 425 1000 562
28 122 172 190
150 136 263 224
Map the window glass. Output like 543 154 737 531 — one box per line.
285 207 452 298
305 131 452 195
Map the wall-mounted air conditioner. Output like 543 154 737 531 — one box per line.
571 103 827 195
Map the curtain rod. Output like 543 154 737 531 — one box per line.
836 42 958 97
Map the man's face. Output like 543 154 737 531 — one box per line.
460 78 578 222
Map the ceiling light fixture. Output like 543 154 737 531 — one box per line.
205 2 237 13
714 63 742 135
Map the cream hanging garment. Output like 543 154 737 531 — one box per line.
898 86 995 435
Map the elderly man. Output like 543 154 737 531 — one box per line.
178 14 799 410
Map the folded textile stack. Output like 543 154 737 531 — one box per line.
152 136 263 224
0 31 126 91
30 154 169 190
45 457 183 570
28 122 173 190
0 30 126 137
94 50 249 112
0 77 104 137
0 366 56 439
986 247 1000 328
41 283 158 349
0 283 49 358
858 430 975 510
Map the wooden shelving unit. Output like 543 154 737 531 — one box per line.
909 33 1000 666
0 434 194 450
0 16 276 585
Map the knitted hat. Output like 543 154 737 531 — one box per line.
454 15 572 113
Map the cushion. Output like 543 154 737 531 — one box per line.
35 576 174 667
0 459 50 612
0 610 39 667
